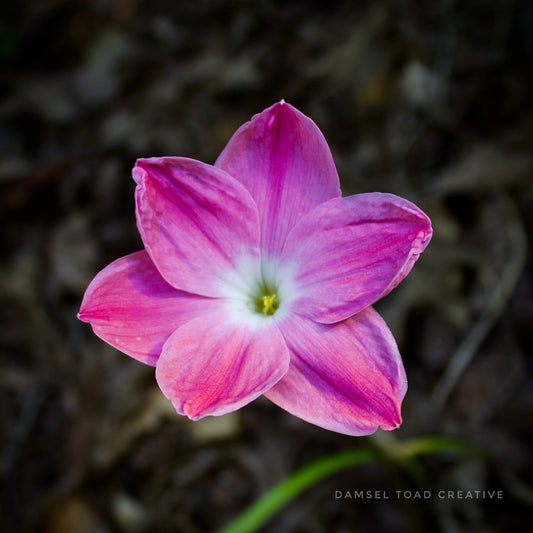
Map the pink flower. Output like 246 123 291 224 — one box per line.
78 101 432 436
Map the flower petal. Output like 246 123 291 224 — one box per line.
280 193 432 323
155 312 290 419
134 157 261 297
215 101 341 259
265 308 407 436
78 251 219 366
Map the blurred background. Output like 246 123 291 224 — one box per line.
1 1 533 531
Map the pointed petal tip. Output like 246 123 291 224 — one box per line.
334 404 403 436
77 294 97 324
380 412 403 432
185 410 203 422
250 99 301 126
340 402 404 435
378 386 405 432
414 204 433 237
413 206 433 248
273 98 292 110
132 163 147 185
160 382 254 421
182 402 232 421
417 224 433 253
408 217 433 259
133 157 174 184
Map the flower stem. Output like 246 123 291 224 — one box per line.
218 448 377 533
218 436 480 533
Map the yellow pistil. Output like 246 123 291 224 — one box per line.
261 293 278 316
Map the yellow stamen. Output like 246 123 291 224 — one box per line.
262 293 278 316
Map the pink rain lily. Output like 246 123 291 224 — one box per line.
78 101 432 436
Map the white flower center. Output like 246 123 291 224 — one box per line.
219 256 299 324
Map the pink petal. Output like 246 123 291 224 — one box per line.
78 251 220 366
215 101 341 259
134 157 261 297
155 312 290 419
280 193 432 323
265 308 407 436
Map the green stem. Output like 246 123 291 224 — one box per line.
219 436 480 533
218 448 377 533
